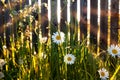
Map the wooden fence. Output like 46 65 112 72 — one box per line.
0 0 120 54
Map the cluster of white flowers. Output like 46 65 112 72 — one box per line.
52 31 75 64
52 32 120 80
107 44 120 57
97 44 120 80
52 31 76 65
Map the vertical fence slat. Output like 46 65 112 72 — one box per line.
67 0 70 23
48 0 51 21
97 0 101 54
48 0 51 45
57 0 61 32
57 0 61 24
87 0 91 47
107 0 111 47
67 0 70 41
77 0 80 42
29 0 32 5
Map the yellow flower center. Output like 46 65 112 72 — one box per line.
112 49 118 54
100 71 105 77
67 57 72 61
56 35 61 40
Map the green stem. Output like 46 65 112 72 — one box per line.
83 48 88 80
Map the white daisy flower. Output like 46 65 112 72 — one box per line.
52 32 65 44
0 59 6 69
107 44 120 57
64 54 76 65
0 72 4 79
98 68 109 80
